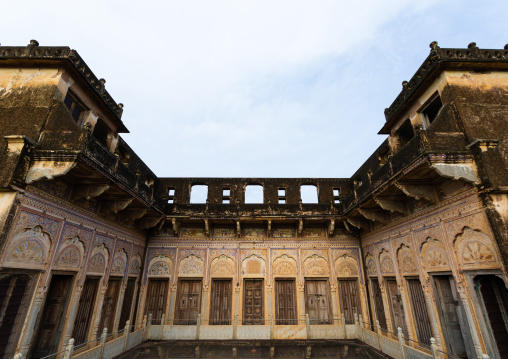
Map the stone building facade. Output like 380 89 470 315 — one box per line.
0 40 507 359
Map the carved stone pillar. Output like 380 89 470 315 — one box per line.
167 285 177 323
266 285 273 322
92 285 107 339
61 281 83 349
379 280 393 333
331 286 340 322
234 286 241 324
113 279 127 332
398 283 415 342
422 285 443 349
201 287 209 324
298 286 306 322
457 286 484 359
19 288 45 356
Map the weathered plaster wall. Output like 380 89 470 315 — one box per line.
0 186 145 357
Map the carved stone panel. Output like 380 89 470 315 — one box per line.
3 226 51 269
420 237 451 272
273 254 297 276
334 254 359 277
453 227 499 269
303 255 329 277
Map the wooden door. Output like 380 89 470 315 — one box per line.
210 279 232 325
72 277 99 346
477 275 508 359
407 278 432 346
275 279 297 325
386 279 408 338
371 278 387 330
98 278 121 335
118 278 136 329
434 276 472 359
243 279 264 325
175 279 202 325
0 276 28 359
33 275 73 359
145 279 168 322
305 280 332 325
338 279 361 324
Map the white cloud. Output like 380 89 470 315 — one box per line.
2 0 506 178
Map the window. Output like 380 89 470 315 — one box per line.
245 185 263 204
93 119 110 148
278 188 286 204
222 188 231 204
421 94 443 128
190 185 208 203
168 188 175 204
396 119 415 148
64 90 87 123
300 185 318 203
333 188 340 204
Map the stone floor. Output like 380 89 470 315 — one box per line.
114 340 392 359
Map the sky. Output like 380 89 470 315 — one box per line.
2 1 508 179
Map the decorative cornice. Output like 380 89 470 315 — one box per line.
381 42 508 133
0 40 125 126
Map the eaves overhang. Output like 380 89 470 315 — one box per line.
0 40 129 133
380 42 508 135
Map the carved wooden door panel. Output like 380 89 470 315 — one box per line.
0 276 28 359
434 276 471 359
243 279 264 325
407 278 432 346
98 278 121 335
386 279 408 338
338 279 361 324
305 280 332 324
145 279 168 322
175 279 202 325
371 278 387 330
118 278 136 329
33 275 73 359
210 279 232 325
477 275 508 359
72 277 99 346
275 279 297 325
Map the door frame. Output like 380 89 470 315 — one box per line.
432 273 475 359
466 270 508 359
174 277 203 325
304 278 333 325
274 277 298 325
30 271 76 358
242 278 265 325
208 278 233 325
337 277 362 325
384 276 408 338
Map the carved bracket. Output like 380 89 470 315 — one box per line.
374 197 408 215
100 198 134 215
358 208 389 224
26 160 76 184
396 182 438 204
172 218 180 235
430 163 479 184
71 184 110 201
136 216 163 230
346 217 370 230
328 219 335 236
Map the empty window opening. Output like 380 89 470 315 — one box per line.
245 185 263 204
333 188 340 204
222 188 231 204
300 185 318 203
93 119 110 149
168 188 175 204
397 119 415 148
278 188 286 204
421 94 443 127
64 90 87 124
190 185 208 203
